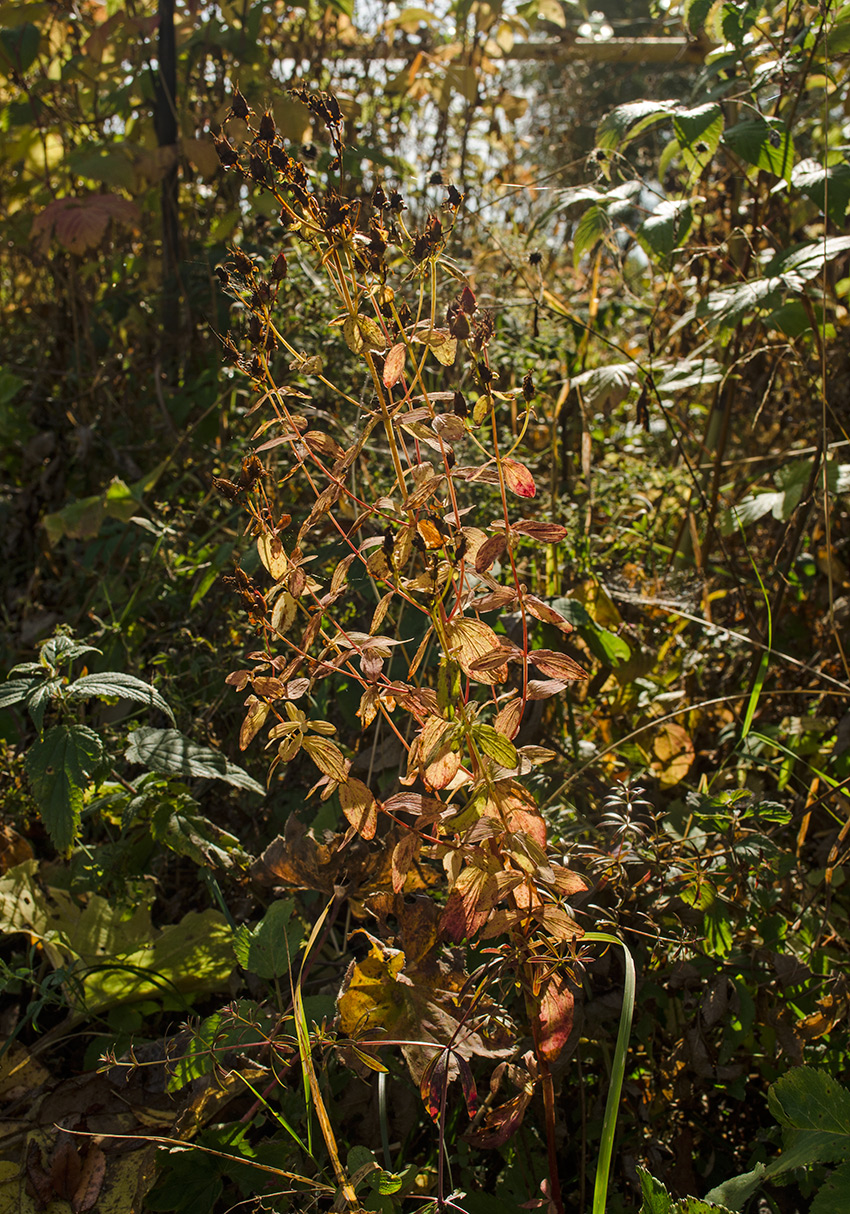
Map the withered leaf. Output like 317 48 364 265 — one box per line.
383 342 406 387
465 1089 533 1149
494 697 523 740
527 678 567 701
301 735 348 783
524 595 573 633
240 698 270 750
529 648 587 682
257 534 288 580
339 778 378 840
511 520 568 543
392 833 419 893
303 430 345 462
71 1143 107 1214
444 618 506 685
271 590 298 634
474 533 506 573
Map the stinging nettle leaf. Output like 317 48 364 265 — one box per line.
25 724 105 852
66 672 175 723
126 727 265 794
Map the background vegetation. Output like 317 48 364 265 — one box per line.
2 0 850 1212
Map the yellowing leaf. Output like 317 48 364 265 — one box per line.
301 734 348 783
257 534 288 580
239 698 269 750
357 314 387 350
339 778 378 839
650 722 694 788
444 618 506 685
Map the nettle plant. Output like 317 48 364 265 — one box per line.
212 86 631 1212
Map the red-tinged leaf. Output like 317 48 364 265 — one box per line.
339 777 378 839
384 792 444 823
441 866 497 942
71 1144 106 1214
226 669 250 691
420 1050 450 1123
511 520 568 542
25 1142 53 1208
533 971 575 1064
502 458 536 498
460 284 476 314
456 1054 479 1118
32 194 140 256
240 697 270 750
527 678 568 701
420 715 461 789
392 832 419 893
471 586 517 612
494 697 523 740
468 642 522 673
444 618 507 685
524 595 573 633
505 805 548 851
50 1132 82 1200
475 533 506 573
383 342 406 387
529 648 588 682
551 865 588 896
301 734 349 783
465 1089 533 1149
440 866 521 943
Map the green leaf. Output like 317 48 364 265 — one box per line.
673 104 723 177
473 724 518 769
24 724 105 852
723 117 795 184
791 158 850 225
233 898 305 979
769 235 850 281
25 676 63 733
167 1000 273 1090
0 677 37 712
570 363 635 407
704 1163 766 1211
768 1067 850 1166
682 0 714 35
597 99 677 152
811 1159 850 1214
126 727 265 794
66 672 175 723
638 1167 674 1214
0 22 40 74
40 635 101 669
151 799 251 871
572 204 608 265
637 198 694 263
